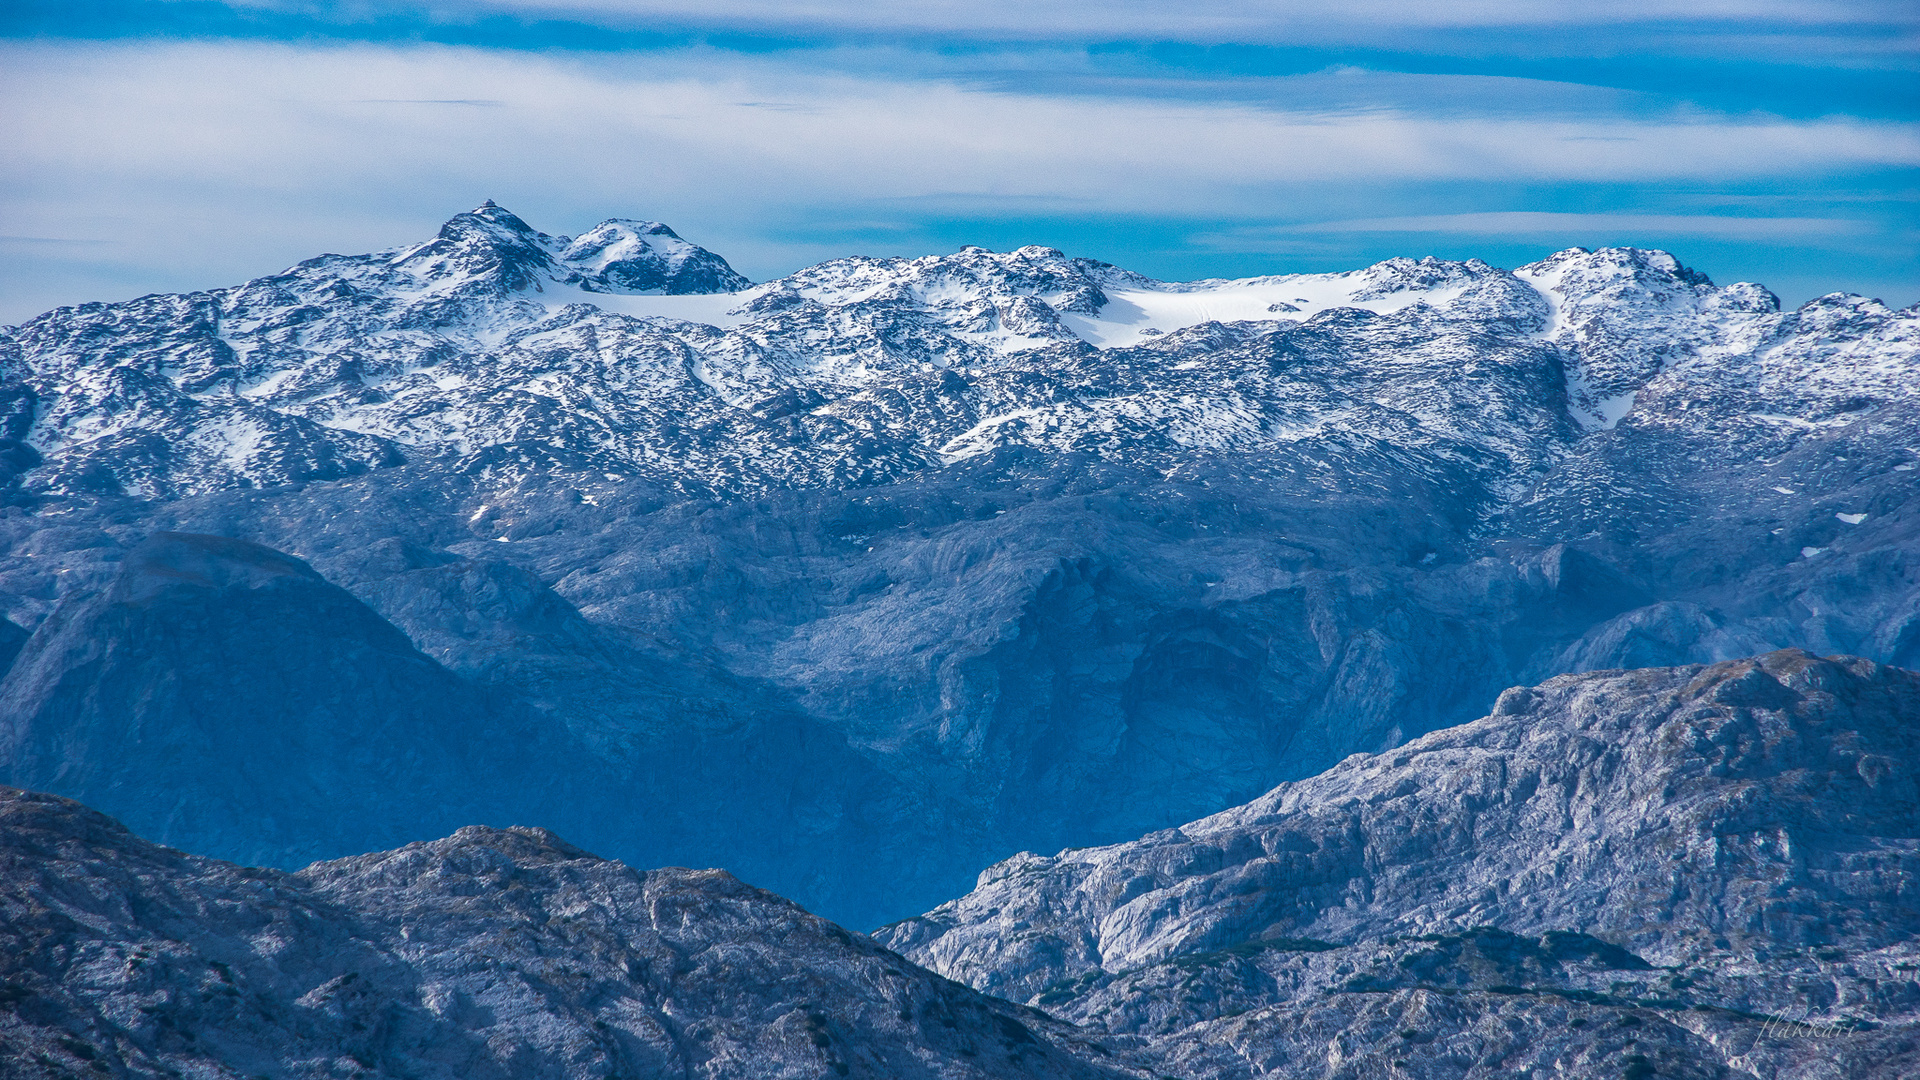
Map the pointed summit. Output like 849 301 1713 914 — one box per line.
461 200 541 237
390 202 556 293
382 205 747 296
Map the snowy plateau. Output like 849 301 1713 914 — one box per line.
0 203 1917 1079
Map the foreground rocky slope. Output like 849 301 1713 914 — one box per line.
1 205 1915 928
7 651 1914 1079
0 787 1143 1080
880 650 1920 1078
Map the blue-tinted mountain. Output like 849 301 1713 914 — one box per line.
0 206 1914 929
0 531 935 926
6 650 1914 1079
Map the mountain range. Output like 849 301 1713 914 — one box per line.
0 203 1915 997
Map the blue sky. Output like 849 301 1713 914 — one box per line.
1 1 1914 323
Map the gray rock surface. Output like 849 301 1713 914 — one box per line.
878 650 1920 1077
0 786 1146 1080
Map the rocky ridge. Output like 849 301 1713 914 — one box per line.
877 650 1920 1078
6 204 1911 506
0 785 1145 1080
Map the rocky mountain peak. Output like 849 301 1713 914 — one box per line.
1344 254 1504 299
466 198 535 230
295 824 616 900
382 203 747 299
382 823 606 868
393 201 557 292
781 242 1108 316
1522 243 1705 283
559 217 751 294
0 783 145 856
0 783 1149 1080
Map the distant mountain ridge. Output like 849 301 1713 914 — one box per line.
0 206 1915 933
5 203 1908 504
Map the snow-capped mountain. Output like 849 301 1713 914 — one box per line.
6 203 1909 504
0 206 1915 934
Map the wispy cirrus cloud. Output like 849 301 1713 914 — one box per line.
0 4 1914 319
3 42 1907 224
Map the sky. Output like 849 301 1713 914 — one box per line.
1 1 1915 324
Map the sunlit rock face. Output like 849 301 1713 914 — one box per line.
880 651 1920 1080
0 205 1915 930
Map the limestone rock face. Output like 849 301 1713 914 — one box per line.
0 786 1144 1080
7 651 1913 1080
879 651 1920 1078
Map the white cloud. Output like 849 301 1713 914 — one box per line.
1 39 1913 320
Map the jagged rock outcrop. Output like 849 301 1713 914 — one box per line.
878 651 1920 1078
9 650 1910 1080
0 787 1145 1080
